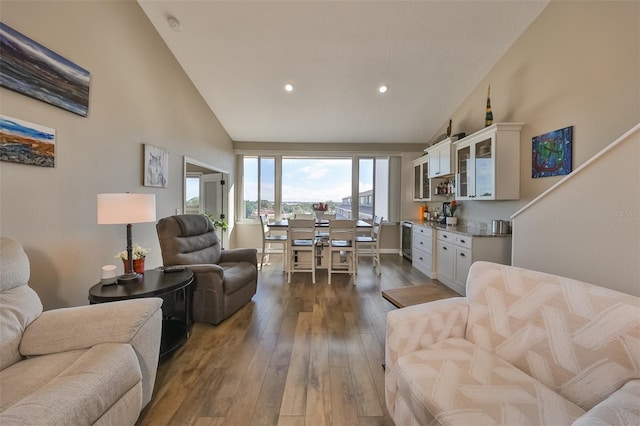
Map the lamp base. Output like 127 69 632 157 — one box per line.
117 272 142 284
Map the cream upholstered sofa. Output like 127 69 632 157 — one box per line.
386 261 640 425
0 237 163 425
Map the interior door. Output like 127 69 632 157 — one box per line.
201 173 224 219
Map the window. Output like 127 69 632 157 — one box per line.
185 174 201 214
282 157 352 218
242 156 275 220
239 155 399 222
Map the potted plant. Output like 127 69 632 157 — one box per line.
203 213 228 248
115 244 149 274
446 200 459 226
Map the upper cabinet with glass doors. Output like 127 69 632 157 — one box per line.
412 155 430 201
454 123 524 200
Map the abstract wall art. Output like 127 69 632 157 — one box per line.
532 126 573 178
144 144 169 188
0 114 56 167
0 22 90 117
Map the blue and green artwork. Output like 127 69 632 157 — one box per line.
532 126 573 178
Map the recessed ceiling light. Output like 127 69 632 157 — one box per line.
284 83 294 93
167 16 181 32
378 84 388 94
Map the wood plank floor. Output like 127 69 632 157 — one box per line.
136 254 459 426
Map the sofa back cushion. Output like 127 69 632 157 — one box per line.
464 261 640 411
156 215 221 266
0 238 43 370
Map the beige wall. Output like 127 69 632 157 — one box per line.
0 0 234 309
512 126 639 296
425 0 639 224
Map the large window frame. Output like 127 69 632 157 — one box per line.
238 154 400 223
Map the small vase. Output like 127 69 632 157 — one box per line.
446 217 458 226
123 258 145 274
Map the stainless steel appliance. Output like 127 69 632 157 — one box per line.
401 221 413 260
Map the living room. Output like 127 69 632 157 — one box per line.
1 0 638 424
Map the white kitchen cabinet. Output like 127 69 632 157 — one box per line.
436 230 455 289
412 155 430 201
454 123 524 200
427 138 453 178
436 229 511 295
412 224 435 278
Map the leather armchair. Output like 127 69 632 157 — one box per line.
156 214 258 325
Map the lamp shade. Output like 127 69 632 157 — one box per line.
97 193 156 224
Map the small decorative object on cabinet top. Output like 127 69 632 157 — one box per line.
485 85 493 127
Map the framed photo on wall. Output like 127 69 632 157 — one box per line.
144 144 168 188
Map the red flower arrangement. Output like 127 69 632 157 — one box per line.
312 202 328 212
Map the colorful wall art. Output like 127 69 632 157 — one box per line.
144 144 169 188
0 115 56 167
0 22 90 117
532 126 573 178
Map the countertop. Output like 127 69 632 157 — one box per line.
403 219 512 238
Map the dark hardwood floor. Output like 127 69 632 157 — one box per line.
137 254 457 426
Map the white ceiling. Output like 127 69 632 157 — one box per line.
138 1 548 144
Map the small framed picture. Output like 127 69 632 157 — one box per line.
144 144 168 188
532 126 573 178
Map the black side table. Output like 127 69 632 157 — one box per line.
88 268 195 357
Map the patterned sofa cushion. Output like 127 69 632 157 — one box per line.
464 262 640 410
396 338 585 425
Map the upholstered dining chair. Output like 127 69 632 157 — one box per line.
287 219 316 284
294 213 314 219
355 215 383 275
327 219 357 284
156 214 258 325
259 214 287 271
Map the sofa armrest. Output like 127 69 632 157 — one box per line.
572 380 640 426
386 296 469 371
20 297 162 355
385 297 469 418
220 248 258 266
20 297 163 407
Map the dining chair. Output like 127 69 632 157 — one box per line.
327 219 357 284
259 214 287 271
315 212 335 238
355 215 383 275
294 213 314 219
287 219 316 284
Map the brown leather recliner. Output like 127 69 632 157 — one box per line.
156 214 257 325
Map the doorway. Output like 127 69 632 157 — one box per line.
184 156 229 246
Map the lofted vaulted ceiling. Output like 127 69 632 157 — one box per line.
138 0 548 144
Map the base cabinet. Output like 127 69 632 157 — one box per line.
412 225 435 278
436 230 511 295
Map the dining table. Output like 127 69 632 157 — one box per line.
266 218 372 229
266 218 372 270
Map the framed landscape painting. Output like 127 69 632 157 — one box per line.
532 126 573 178
0 22 90 117
0 115 56 167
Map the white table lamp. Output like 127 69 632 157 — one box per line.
97 193 156 283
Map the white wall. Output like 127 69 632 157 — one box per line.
0 0 234 309
512 125 639 296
